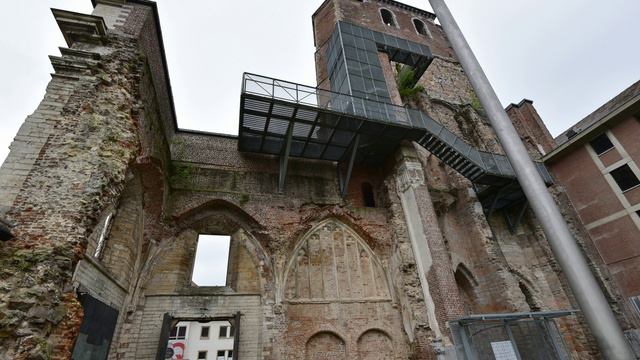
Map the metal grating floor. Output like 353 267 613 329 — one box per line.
238 73 553 213
239 74 424 166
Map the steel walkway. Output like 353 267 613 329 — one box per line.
238 73 552 214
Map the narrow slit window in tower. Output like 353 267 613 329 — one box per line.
362 182 376 207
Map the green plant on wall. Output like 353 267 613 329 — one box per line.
395 64 424 102
470 92 484 113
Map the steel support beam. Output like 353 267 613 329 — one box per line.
278 122 294 193
338 134 360 198
503 321 523 360
427 1 634 358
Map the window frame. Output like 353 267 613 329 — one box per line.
609 163 640 193
219 325 232 338
169 325 187 340
631 295 640 318
412 18 431 37
379 8 398 28
216 350 233 360
589 132 615 156
191 234 231 287
200 325 210 339
198 350 208 360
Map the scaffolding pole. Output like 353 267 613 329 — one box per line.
426 1 634 358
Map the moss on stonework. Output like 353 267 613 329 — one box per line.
0 34 145 359
470 93 484 114
172 163 198 182
170 137 186 147
0 248 53 274
395 64 425 103
239 193 250 205
20 335 52 360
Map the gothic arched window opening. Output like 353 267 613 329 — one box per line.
413 18 429 37
380 9 396 27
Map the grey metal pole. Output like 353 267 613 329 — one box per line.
426 1 635 358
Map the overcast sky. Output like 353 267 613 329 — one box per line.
192 235 230 286
1 0 639 165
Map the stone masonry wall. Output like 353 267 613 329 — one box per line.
0 1 177 358
105 0 610 359
0 1 626 359
0 33 145 359
162 133 430 359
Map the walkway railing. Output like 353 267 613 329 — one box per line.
241 73 552 186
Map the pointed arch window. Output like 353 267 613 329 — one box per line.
284 219 391 302
380 9 397 27
413 18 430 37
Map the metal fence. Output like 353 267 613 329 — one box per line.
243 73 415 127
450 311 575 360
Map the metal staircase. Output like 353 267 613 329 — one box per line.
238 73 552 214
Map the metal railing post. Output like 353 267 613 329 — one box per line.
427 1 634 358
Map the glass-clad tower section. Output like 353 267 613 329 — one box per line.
325 21 432 121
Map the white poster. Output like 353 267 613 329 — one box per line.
490 340 518 360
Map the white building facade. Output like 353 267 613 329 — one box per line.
167 320 234 360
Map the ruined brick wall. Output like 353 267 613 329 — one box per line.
505 100 556 156
307 1 609 357
0 1 175 358
0 1 624 359
155 133 428 359
409 52 602 359
0 35 144 359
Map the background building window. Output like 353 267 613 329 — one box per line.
413 18 429 36
201 326 210 339
380 9 396 27
219 325 233 338
589 133 614 155
217 350 233 360
169 325 187 340
192 234 231 286
610 164 640 192
198 351 207 359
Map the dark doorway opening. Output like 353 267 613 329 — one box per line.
361 182 376 207
71 294 119 360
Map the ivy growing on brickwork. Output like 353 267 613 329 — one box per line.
395 64 424 102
